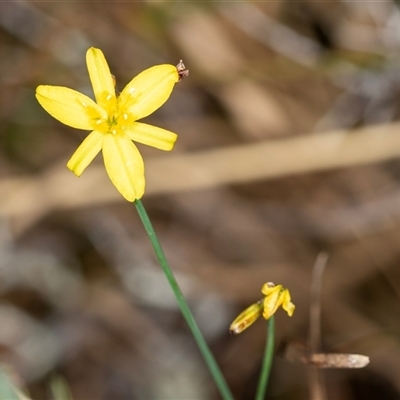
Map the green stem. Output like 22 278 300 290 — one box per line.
255 316 275 400
134 199 234 400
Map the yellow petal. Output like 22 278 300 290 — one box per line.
125 122 177 151
86 47 116 109
36 86 105 130
102 134 145 201
229 301 263 334
262 287 282 320
67 130 103 176
282 290 295 317
261 282 281 297
119 65 179 120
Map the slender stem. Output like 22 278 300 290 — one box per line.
255 316 275 400
134 199 234 400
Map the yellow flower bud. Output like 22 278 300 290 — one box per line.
229 300 263 334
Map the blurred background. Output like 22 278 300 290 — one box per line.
0 1 400 399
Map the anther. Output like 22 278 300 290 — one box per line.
176 60 189 81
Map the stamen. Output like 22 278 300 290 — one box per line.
128 88 136 94
123 114 128 120
176 60 189 81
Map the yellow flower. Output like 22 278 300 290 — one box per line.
36 47 184 201
229 282 295 334
262 282 295 320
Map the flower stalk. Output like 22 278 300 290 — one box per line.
255 316 275 400
134 199 234 400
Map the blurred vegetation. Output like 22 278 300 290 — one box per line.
1 1 400 399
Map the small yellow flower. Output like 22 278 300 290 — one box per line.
229 282 295 334
36 47 184 201
262 282 295 320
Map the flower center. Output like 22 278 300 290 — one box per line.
107 111 131 135
89 92 134 135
